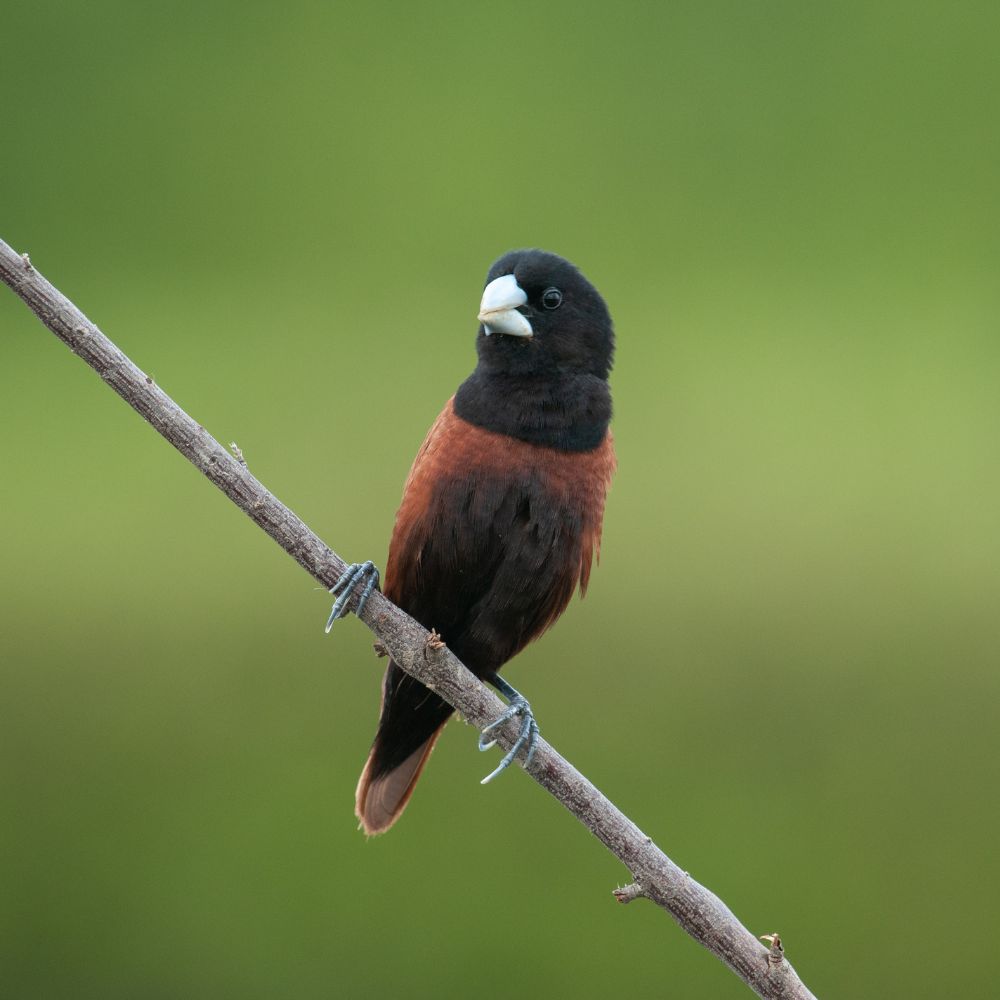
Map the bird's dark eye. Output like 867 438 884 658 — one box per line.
541 287 563 310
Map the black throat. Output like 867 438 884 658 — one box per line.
453 370 612 452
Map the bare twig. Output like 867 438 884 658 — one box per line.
1 237 818 1000
613 882 646 904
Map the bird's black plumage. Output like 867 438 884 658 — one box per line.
454 250 614 451
354 249 616 834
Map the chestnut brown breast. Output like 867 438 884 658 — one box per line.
384 397 616 675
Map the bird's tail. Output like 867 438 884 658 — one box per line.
354 661 453 835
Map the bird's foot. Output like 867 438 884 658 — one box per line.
478 675 540 784
325 561 380 632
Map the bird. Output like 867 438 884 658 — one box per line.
327 248 616 835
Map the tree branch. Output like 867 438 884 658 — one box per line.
1 236 817 1000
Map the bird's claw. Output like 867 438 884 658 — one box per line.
325 561 380 632
478 680 540 784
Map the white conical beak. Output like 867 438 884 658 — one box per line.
478 274 532 338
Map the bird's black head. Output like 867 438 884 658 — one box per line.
475 249 614 381
455 249 614 451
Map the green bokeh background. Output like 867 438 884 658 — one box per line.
3 3 998 997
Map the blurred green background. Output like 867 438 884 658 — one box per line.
2 2 998 997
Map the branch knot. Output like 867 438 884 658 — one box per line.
612 882 647 904
760 933 784 969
